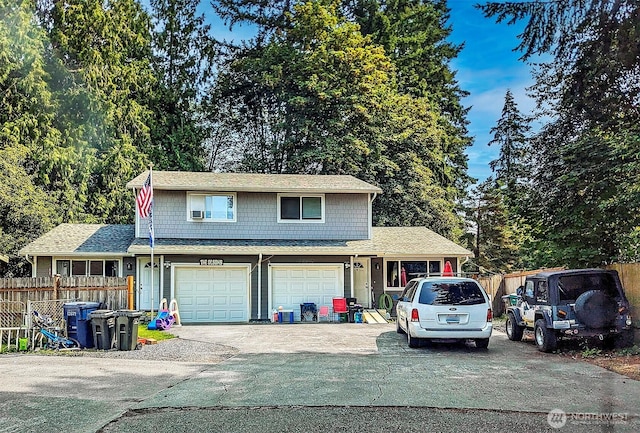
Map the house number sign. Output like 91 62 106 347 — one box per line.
200 259 223 266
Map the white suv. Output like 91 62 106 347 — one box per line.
396 277 493 348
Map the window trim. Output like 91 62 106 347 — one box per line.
55 259 120 277
187 192 237 223
277 193 325 223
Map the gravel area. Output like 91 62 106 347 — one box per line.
31 337 239 364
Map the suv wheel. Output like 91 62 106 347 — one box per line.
534 319 558 352
407 322 421 348
475 338 489 349
506 312 524 341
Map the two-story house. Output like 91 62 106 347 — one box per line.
19 171 472 323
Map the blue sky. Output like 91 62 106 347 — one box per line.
447 1 534 183
192 0 535 184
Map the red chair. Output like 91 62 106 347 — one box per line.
317 305 331 322
332 297 348 322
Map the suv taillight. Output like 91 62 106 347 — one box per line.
487 309 493 322
411 308 420 322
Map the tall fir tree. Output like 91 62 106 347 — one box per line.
147 0 216 171
487 89 530 209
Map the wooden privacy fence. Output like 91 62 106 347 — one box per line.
477 265 640 319
0 276 130 310
0 276 133 351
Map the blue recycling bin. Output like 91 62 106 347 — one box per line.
64 302 100 348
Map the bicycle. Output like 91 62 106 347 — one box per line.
32 311 80 350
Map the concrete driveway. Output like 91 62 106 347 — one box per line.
1 323 639 432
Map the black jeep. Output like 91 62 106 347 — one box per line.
505 269 634 352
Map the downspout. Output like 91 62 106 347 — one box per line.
350 256 354 298
257 253 262 320
368 193 378 240
25 254 35 277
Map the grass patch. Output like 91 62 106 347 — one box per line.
138 324 175 341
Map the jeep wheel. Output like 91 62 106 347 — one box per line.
534 319 558 352
574 290 618 328
506 313 524 341
615 330 635 349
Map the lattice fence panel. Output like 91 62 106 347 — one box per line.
27 299 75 331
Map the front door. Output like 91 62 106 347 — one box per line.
138 258 160 310
353 258 370 308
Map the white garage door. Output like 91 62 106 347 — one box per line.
175 266 249 323
271 265 343 321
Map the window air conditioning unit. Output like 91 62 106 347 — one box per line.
191 210 204 219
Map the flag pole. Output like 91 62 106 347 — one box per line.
149 165 155 321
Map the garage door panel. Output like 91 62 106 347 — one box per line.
176 266 248 323
271 265 342 321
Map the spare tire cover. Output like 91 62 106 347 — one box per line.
574 290 618 328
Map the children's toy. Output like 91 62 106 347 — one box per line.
147 298 176 330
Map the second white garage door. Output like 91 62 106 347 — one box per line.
270 264 343 321
175 266 249 323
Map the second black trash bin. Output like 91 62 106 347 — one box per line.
114 310 143 351
89 310 115 350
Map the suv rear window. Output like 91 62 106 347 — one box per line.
418 281 486 306
557 273 619 302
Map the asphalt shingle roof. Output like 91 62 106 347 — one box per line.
126 226 471 257
19 224 135 256
127 171 382 194
20 225 471 258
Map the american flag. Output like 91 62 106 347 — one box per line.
136 173 153 218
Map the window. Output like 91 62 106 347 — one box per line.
386 260 442 288
536 281 549 303
418 281 486 306
278 195 324 222
72 260 87 276
55 260 120 277
558 273 619 302
89 260 104 276
189 193 236 222
400 280 419 302
105 260 118 277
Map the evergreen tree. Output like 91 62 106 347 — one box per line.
38 0 154 223
487 89 530 208
209 0 465 238
480 0 640 267
0 0 59 275
147 0 216 171
469 178 521 273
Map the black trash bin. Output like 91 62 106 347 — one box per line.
64 302 100 348
114 310 143 351
89 310 115 350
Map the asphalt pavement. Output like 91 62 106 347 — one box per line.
1 323 639 432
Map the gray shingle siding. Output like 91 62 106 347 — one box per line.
138 191 370 241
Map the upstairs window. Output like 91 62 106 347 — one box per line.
189 193 236 222
278 195 324 222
